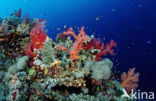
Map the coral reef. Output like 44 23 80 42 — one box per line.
0 9 33 70
0 10 140 101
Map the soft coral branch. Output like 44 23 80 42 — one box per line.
56 27 89 60
63 27 78 41
25 19 47 67
83 38 117 61
29 19 47 49
120 68 140 93
25 19 47 58
96 40 117 61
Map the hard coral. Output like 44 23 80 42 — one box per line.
120 68 139 93
84 58 113 80
40 40 57 64
56 27 89 60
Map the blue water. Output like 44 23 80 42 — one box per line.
0 0 156 95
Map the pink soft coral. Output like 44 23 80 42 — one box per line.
56 27 89 60
120 68 140 93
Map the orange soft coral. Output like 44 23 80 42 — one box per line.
120 68 140 93
56 27 89 60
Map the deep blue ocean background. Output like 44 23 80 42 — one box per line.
0 0 156 95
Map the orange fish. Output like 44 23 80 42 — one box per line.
0 38 5 42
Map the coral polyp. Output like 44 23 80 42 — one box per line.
0 9 139 101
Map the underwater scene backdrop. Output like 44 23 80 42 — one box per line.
0 0 156 100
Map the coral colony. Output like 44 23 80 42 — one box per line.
0 9 140 101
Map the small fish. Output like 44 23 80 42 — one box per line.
57 27 60 31
111 8 116 12
38 18 46 22
41 13 47 17
63 25 67 32
138 4 142 8
146 40 151 44
0 38 5 42
96 17 100 21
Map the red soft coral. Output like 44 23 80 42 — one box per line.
56 27 89 60
95 40 117 61
120 68 140 93
25 43 36 58
25 19 47 58
29 19 47 49
93 38 104 50
82 38 102 50
83 38 117 61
